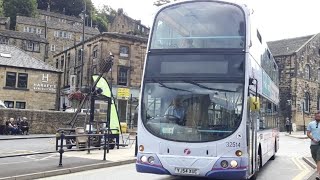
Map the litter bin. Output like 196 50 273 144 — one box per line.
120 122 127 133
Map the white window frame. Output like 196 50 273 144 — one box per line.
51 44 56 52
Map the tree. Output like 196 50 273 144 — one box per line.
37 0 95 17
92 5 117 32
0 0 4 16
3 0 37 29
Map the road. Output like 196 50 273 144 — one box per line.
38 133 315 180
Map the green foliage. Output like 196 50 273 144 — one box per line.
154 0 177 6
92 5 117 32
0 0 4 16
37 0 94 17
3 0 38 29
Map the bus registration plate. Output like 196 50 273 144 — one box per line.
174 167 199 175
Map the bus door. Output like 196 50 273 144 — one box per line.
247 95 260 176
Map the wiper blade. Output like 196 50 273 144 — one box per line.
152 79 192 92
184 80 236 92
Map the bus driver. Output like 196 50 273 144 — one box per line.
164 97 187 126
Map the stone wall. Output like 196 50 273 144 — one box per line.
0 109 86 134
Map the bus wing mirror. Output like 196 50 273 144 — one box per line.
250 97 260 111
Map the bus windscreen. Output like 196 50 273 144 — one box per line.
150 1 246 49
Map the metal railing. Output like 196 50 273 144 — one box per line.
0 130 124 167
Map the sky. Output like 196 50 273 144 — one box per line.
91 0 320 42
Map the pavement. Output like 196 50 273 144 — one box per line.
285 131 308 139
0 133 137 180
286 131 320 180
0 131 315 180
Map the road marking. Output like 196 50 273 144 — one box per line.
292 157 302 170
292 157 311 180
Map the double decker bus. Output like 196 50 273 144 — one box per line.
136 0 279 179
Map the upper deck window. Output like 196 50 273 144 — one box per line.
150 2 245 49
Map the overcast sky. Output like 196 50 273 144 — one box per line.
92 0 320 42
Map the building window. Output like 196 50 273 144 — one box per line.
120 46 129 58
93 45 98 58
305 64 311 80
0 37 9 44
318 96 320 110
17 73 28 88
36 28 42 34
138 25 140 30
61 56 64 70
5 72 28 89
142 27 144 32
26 41 40 52
318 69 320 81
118 67 129 86
4 101 14 108
78 49 82 62
56 59 59 69
16 102 26 109
6 72 16 87
51 44 56 52
304 92 310 112
67 53 71 68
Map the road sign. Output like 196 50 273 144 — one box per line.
117 88 130 99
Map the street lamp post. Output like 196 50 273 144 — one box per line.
80 1 86 87
302 101 306 135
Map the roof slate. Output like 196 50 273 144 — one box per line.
38 9 82 23
16 16 100 35
0 30 48 43
267 35 315 56
0 45 61 72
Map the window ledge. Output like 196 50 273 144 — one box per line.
3 86 29 91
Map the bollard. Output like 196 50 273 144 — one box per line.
103 133 107 161
135 134 138 157
58 131 65 167
55 133 60 151
107 130 110 154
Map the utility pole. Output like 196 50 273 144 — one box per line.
80 1 86 87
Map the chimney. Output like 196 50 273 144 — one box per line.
63 8 66 15
118 8 124 15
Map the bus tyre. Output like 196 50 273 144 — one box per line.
270 142 276 160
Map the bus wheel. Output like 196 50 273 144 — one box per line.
270 141 276 160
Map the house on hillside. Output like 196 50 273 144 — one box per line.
268 34 320 130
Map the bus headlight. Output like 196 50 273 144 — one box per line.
220 160 228 168
148 156 155 164
230 160 238 168
141 156 148 163
235 150 243 157
139 145 144 152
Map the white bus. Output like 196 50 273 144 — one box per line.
136 0 279 179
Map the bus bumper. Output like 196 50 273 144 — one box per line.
136 162 170 175
206 168 247 179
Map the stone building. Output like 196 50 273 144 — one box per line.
268 34 320 130
15 15 100 65
108 9 149 37
38 9 82 25
0 17 10 30
54 32 147 123
0 30 48 61
0 45 62 110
